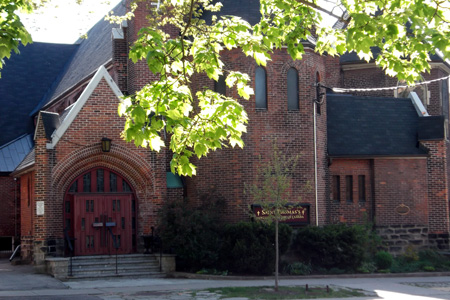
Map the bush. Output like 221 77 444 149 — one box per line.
220 222 292 275
283 262 312 275
374 251 393 270
157 197 225 272
292 224 371 271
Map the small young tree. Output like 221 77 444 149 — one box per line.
245 144 301 291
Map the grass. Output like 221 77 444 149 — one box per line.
199 285 367 299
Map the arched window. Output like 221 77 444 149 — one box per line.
214 75 227 96
287 67 299 110
255 66 267 109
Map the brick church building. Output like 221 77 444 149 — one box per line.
0 0 449 270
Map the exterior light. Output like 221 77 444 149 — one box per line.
101 138 112 152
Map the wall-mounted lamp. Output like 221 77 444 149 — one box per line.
101 137 112 152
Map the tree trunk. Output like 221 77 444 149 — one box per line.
275 219 279 292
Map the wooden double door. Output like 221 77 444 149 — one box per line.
73 194 133 255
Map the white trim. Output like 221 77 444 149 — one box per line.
34 113 42 141
46 66 123 149
409 91 429 117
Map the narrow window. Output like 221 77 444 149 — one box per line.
97 169 104 192
287 67 299 110
123 180 132 192
332 175 340 202
214 74 226 96
83 173 91 192
69 180 78 193
110 172 117 192
65 201 71 213
346 175 353 202
255 66 267 109
358 175 366 202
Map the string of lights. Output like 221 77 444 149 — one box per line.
329 74 450 93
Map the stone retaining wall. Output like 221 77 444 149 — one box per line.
376 225 429 255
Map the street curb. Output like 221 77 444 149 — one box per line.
169 271 450 281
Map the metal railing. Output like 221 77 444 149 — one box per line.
63 227 74 277
107 227 119 274
9 245 20 262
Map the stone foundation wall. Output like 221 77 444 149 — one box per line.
33 238 65 272
376 225 429 255
428 233 450 250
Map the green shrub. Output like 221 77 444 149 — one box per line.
283 262 312 275
220 222 292 275
157 197 225 272
374 251 393 270
292 224 371 271
403 246 419 262
423 265 435 272
357 261 377 273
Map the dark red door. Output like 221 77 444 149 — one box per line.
74 194 132 255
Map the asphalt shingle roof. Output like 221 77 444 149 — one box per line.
0 134 33 172
0 42 78 146
327 94 427 157
33 0 126 112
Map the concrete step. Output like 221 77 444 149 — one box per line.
67 271 165 280
71 264 160 274
65 254 165 280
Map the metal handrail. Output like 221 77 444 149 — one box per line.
9 245 20 262
107 227 119 274
63 227 74 276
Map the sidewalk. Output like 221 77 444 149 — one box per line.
2 259 450 300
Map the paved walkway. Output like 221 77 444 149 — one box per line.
2 259 450 299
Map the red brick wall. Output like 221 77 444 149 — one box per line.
44 78 168 242
341 66 447 118
329 158 429 227
422 140 450 234
186 48 338 225
0 176 18 237
328 159 373 224
373 158 428 226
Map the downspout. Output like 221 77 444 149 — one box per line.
14 178 17 240
313 101 319 226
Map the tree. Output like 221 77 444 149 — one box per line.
117 0 450 176
0 0 37 75
244 144 301 291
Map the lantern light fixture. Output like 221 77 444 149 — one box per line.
101 137 112 152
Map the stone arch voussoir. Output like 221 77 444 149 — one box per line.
52 143 154 199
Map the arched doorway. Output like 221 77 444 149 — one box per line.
64 168 137 256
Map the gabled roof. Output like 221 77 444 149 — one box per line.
45 66 123 149
13 147 35 174
32 0 127 114
0 134 33 173
0 42 78 146
327 94 428 157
